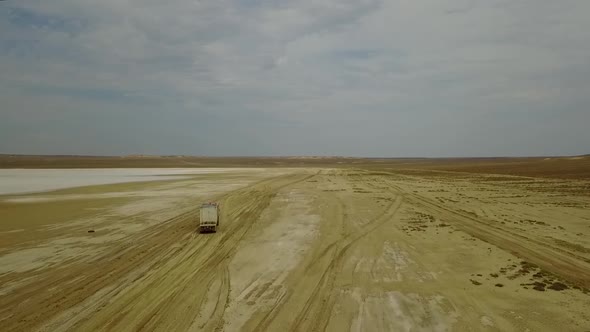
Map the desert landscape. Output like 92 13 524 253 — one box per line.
0 156 589 331
3 0 590 330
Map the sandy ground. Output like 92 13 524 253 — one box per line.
0 168 589 331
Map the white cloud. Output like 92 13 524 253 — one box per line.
1 0 589 156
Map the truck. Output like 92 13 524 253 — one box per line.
199 202 219 233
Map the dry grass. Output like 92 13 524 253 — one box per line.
362 157 590 180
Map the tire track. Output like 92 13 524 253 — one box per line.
364 170 590 264
385 181 590 289
73 173 316 331
251 186 403 332
1 172 315 332
290 194 403 332
0 209 201 332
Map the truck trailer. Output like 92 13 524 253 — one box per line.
199 202 219 233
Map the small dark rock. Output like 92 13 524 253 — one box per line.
521 261 538 270
532 282 546 291
495 283 504 287
470 279 482 286
547 282 569 291
88 230 95 233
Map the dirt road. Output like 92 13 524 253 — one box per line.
1 168 589 331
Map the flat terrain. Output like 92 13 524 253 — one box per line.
1 163 589 331
2 154 589 180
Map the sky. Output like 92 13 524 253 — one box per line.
1 0 589 157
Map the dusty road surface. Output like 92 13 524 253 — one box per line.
1 167 589 331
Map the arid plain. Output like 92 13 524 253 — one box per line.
0 156 589 331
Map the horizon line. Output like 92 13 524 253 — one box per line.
1 153 588 159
